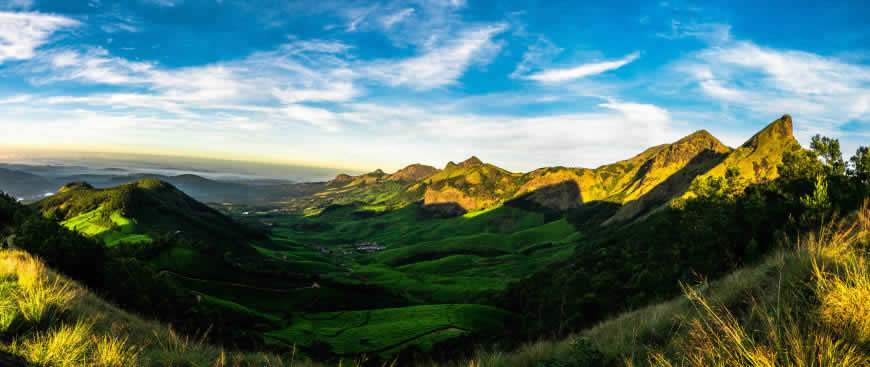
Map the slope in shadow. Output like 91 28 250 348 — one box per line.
606 148 730 224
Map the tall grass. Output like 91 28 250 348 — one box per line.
643 200 870 367
429 201 870 367
0 249 311 366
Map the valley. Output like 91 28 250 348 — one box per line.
1 115 868 366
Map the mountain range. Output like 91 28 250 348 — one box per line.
324 115 799 223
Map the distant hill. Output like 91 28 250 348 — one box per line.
33 178 256 246
414 157 526 215
386 163 441 182
328 164 441 187
0 168 57 200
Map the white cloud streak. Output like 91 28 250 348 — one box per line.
380 8 415 29
364 23 508 90
525 52 640 83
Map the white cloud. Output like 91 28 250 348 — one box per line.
44 48 153 85
281 104 342 132
0 12 79 64
142 0 182 7
328 99 682 169
381 8 415 29
657 20 731 44
272 82 359 104
364 23 508 90
0 0 33 10
525 52 640 83
0 94 31 104
100 15 141 33
510 36 563 79
682 41 870 131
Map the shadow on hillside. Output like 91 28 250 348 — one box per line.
609 149 729 223
420 202 468 217
416 148 729 225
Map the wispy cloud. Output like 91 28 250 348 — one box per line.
524 52 640 83
679 40 870 140
0 0 33 11
0 95 31 104
0 11 79 64
280 104 343 132
380 7 415 29
141 0 182 7
364 23 508 90
510 36 563 79
657 20 731 44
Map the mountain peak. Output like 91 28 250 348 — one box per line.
57 182 94 193
371 169 385 175
682 129 715 142
329 174 353 184
459 156 483 168
387 164 440 182
673 129 730 153
134 178 173 191
743 114 795 149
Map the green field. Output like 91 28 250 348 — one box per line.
265 304 512 356
61 205 153 246
39 178 582 359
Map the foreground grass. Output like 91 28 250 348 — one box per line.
5 201 869 366
0 248 326 366
423 202 870 367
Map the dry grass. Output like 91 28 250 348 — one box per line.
642 200 870 367
0 248 318 367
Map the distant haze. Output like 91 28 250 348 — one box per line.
0 151 362 183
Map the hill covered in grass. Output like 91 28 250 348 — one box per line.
0 248 306 367
32 178 259 246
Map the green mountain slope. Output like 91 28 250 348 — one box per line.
417 157 528 214
700 114 800 183
33 178 256 246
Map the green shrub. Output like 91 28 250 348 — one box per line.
535 338 605 367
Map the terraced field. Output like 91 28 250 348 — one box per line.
265 304 511 357
61 205 153 246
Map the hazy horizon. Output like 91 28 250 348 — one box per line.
0 150 364 183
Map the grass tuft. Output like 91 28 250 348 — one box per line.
22 319 93 367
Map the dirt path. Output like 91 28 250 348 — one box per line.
155 270 318 293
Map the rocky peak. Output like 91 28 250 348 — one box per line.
387 164 440 182
459 156 483 168
370 169 385 176
742 114 795 149
327 174 354 185
650 130 730 169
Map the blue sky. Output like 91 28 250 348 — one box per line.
0 0 867 172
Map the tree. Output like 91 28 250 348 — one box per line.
779 149 824 182
810 134 845 176
849 146 870 184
